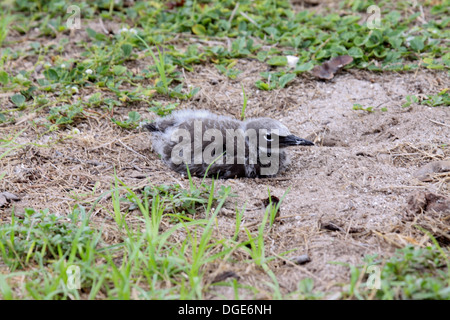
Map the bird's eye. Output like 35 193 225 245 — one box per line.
264 133 274 142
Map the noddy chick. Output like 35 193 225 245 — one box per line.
144 110 313 179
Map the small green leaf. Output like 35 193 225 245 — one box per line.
255 80 270 90
422 58 444 70
37 78 50 86
11 94 26 107
388 37 403 49
215 64 227 74
256 50 269 62
315 49 328 60
86 28 97 39
0 71 9 85
44 68 59 81
365 30 383 48
294 62 314 73
128 111 140 122
329 45 347 55
192 24 207 35
88 92 102 105
111 111 141 129
267 56 287 66
278 73 296 88
112 65 127 75
190 87 200 97
402 95 419 108
121 44 133 57
264 27 278 38
410 37 425 52
438 88 448 95
353 36 367 47
30 42 40 51
348 47 364 59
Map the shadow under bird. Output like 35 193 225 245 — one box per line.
144 110 313 179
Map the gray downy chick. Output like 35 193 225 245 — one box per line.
144 110 313 178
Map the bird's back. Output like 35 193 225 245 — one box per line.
146 110 249 178
145 110 297 178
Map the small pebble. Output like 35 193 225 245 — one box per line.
290 254 311 265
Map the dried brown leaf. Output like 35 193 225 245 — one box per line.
311 55 353 80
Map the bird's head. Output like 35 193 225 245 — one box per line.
244 118 314 152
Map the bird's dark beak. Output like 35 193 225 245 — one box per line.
281 135 314 147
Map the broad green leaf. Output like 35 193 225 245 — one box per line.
267 56 287 66
410 37 425 52
192 24 207 35
0 71 8 85
112 65 127 75
255 80 270 90
128 111 141 122
348 47 364 59
388 37 402 49
121 44 133 57
88 92 102 105
329 45 347 55
365 30 383 48
294 61 314 73
44 68 59 81
279 73 296 88
11 94 26 107
264 27 278 38
86 28 97 39
256 50 269 62
353 36 366 47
